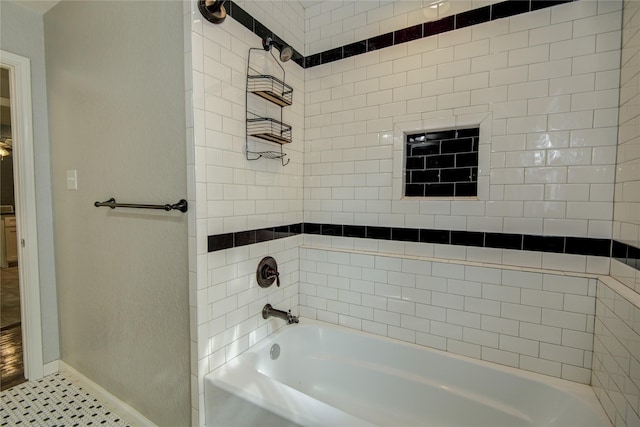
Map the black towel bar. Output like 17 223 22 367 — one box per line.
94 198 188 213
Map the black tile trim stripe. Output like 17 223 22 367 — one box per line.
207 222 640 273
297 223 615 257
207 223 302 251
222 0 576 70
612 240 640 271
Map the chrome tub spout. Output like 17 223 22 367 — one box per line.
262 304 299 325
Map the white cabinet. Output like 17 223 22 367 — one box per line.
3 216 17 265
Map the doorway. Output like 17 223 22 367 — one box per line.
0 66 25 390
0 49 45 386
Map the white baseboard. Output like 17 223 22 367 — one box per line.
43 360 59 376
58 361 157 427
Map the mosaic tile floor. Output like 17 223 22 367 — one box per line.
1 373 132 426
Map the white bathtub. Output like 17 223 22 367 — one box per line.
205 319 611 427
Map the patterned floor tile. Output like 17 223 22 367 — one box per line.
1 373 131 426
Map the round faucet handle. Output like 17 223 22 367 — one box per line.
257 257 280 288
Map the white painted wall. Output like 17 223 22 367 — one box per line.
44 1 190 425
0 0 60 364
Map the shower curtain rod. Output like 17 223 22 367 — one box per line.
94 197 188 213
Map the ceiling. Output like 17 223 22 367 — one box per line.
298 1 324 8
10 0 60 14
10 0 324 15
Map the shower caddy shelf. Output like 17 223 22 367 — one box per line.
247 115 291 145
247 74 292 107
246 48 292 166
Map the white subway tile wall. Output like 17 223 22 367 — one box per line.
592 277 640 427
612 0 640 289
304 0 504 56
196 236 301 424
606 11 640 425
194 4 305 235
187 1 306 424
299 246 596 383
611 257 640 295
304 0 621 246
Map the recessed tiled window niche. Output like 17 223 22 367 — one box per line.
405 128 479 198
392 114 490 202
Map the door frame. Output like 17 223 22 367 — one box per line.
1 49 44 380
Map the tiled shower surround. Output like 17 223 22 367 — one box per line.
299 246 597 383
304 0 621 243
594 1 640 426
592 278 640 427
185 0 640 426
612 0 640 294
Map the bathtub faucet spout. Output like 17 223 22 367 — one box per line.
262 304 299 325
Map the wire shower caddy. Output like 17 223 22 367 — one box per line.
245 46 293 166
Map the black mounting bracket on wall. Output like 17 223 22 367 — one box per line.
198 0 227 24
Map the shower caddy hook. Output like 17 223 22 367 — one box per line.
245 38 294 166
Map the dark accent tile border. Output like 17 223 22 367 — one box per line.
523 235 564 253
485 232 522 250
344 41 367 58
612 240 640 271
566 237 612 257
222 0 575 70
207 222 640 272
421 229 450 244
367 226 392 240
612 240 628 261
394 24 423 44
451 230 484 247
424 15 455 38
208 232 234 251
367 33 394 52
456 5 491 29
492 0 531 20
207 224 300 252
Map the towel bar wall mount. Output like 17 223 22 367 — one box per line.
94 198 188 213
